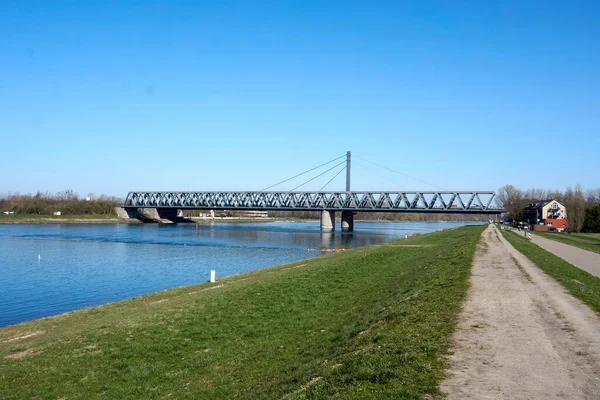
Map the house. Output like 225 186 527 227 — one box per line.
522 199 567 232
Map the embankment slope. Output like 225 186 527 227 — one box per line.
1 225 484 399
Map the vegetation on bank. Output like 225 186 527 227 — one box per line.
496 185 600 233
531 231 600 255
0 191 120 216
0 214 133 224
0 225 485 399
266 210 492 222
501 228 600 314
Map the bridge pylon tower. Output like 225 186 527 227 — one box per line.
320 151 355 232
341 151 354 232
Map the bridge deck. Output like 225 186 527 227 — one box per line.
123 191 503 214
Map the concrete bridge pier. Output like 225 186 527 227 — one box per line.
341 211 354 232
157 208 178 221
115 206 139 219
320 210 335 232
115 207 161 223
115 207 193 223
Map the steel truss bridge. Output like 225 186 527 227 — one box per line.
123 191 502 214
121 153 504 231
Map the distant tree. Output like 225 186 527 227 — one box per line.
56 189 78 201
563 185 586 233
585 188 600 208
582 205 600 233
547 189 564 203
523 188 548 202
0 191 120 215
497 184 525 220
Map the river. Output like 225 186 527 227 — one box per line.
0 221 478 327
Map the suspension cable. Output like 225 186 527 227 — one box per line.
260 154 346 191
319 165 346 191
290 160 346 191
354 155 447 191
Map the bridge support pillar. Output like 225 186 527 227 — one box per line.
115 207 138 219
156 208 194 223
320 210 335 232
157 208 178 222
341 211 354 232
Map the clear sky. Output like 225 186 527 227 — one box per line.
1 1 598 198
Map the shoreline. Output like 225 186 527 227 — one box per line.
0 217 136 225
0 226 483 398
0 215 482 225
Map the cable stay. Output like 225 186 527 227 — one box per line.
354 155 447 191
353 161 407 190
260 154 346 191
319 165 347 191
290 160 346 191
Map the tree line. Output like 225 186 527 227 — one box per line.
0 191 121 215
266 210 491 222
496 184 600 233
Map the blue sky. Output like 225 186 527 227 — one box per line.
1 1 598 197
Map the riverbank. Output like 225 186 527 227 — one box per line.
0 214 136 224
0 215 290 225
1 213 484 225
0 225 484 399
0 214 301 224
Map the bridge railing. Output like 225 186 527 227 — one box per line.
123 191 504 213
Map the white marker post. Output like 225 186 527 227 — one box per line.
210 270 216 283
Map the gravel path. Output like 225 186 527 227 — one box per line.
441 225 600 399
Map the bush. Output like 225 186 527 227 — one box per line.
582 205 600 233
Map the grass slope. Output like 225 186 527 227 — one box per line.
0 226 484 399
502 229 600 314
532 231 600 255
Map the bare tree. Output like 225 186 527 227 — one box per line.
497 184 525 220
523 188 549 202
585 188 600 208
563 185 586 232
547 189 564 203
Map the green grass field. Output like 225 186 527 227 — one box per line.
532 231 600 254
502 228 600 314
0 225 484 399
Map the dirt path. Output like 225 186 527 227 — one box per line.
441 225 600 399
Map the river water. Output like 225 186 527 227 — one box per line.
0 221 476 327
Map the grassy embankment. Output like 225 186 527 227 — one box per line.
531 231 600 255
1 225 484 399
0 214 132 224
501 228 600 314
